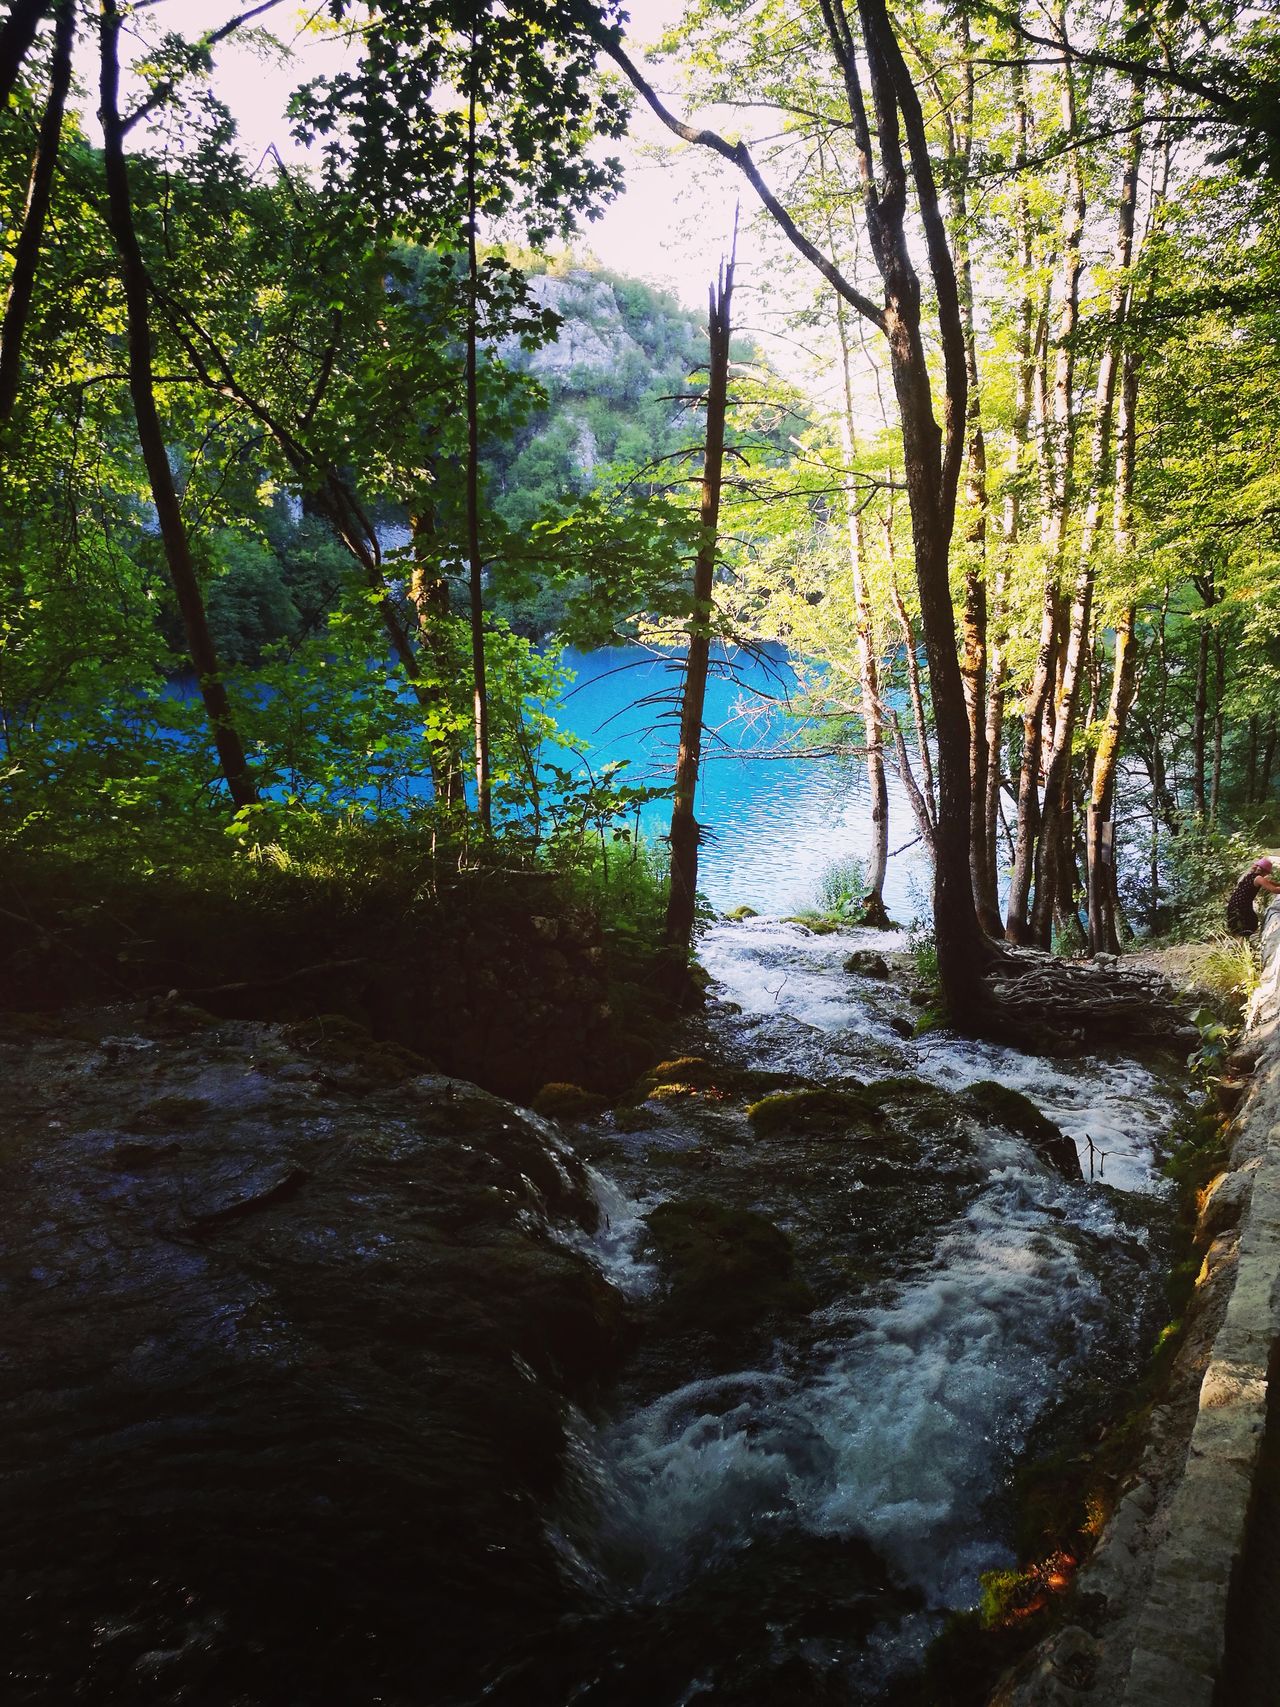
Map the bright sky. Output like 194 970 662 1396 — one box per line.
71 1 845 401
77 0 753 309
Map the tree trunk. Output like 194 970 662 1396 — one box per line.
1086 339 1141 953
0 0 72 426
1031 94 1142 946
1209 628 1225 820
409 511 465 809
98 2 256 810
464 59 491 830
1007 47 1087 943
666 247 734 952
1191 624 1208 818
856 0 987 1014
834 299 891 926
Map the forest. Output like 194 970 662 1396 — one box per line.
2 0 1279 1704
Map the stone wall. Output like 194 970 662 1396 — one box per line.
995 904 1280 1706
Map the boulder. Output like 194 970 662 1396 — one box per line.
0 1007 628 1705
964 1080 1084 1181
643 1198 815 1330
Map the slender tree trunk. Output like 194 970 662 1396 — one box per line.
1259 716 1278 801
1246 715 1258 805
834 299 891 926
890 574 937 829
856 0 987 1011
1087 342 1141 953
666 250 734 951
1191 624 1208 818
463 60 490 830
409 510 465 809
0 0 72 426
1209 629 1225 820
1031 95 1142 946
98 2 256 809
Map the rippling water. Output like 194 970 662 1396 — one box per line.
556 645 929 920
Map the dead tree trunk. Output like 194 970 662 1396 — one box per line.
98 2 256 810
1006 45 1086 943
666 245 734 953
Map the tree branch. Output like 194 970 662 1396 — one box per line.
596 32 887 332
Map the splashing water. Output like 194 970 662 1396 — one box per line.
548 919 1184 1699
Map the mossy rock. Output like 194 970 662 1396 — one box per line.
280 1015 430 1085
612 1104 663 1132
634 1056 800 1105
783 915 843 936
530 1082 607 1121
860 1076 943 1110
964 1080 1083 1181
723 905 759 920
643 1198 814 1330
745 1085 882 1137
843 951 890 978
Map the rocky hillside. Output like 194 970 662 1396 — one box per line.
488 265 709 533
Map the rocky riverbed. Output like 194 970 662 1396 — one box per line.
0 921 1192 1705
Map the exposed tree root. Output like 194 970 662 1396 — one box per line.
976 944 1196 1055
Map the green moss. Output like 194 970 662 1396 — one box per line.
782 913 843 935
643 1197 815 1329
745 1085 881 1136
530 1082 608 1120
282 1015 430 1084
723 905 758 920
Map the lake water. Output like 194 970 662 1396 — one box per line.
554 644 931 922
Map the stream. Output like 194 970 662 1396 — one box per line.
480 918 1186 1705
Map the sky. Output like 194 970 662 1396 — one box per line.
77 0 754 310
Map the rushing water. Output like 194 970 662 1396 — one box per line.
511 917 1186 1705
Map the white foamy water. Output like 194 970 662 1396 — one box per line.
554 917 1181 1684
698 918 1184 1194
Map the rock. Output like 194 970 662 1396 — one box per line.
530 1081 608 1121
745 1085 883 1137
843 951 890 978
964 1080 1084 1181
643 1198 815 1330
1195 1166 1255 1244
724 905 759 920
0 1006 628 1705
888 1015 916 1040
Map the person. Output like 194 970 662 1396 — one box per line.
1226 857 1280 937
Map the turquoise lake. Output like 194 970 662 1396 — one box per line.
552 644 931 922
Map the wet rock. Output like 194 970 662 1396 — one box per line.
635 1055 800 1104
0 1005 628 1706
531 1081 608 1121
745 1084 883 1137
724 905 759 920
965 1079 1085 1181
843 950 890 978
643 1198 815 1330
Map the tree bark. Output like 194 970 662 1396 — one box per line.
0 0 72 426
98 1 256 810
1030 91 1142 946
463 55 491 830
1006 50 1086 943
1086 341 1141 953
1209 628 1225 821
666 248 734 952
834 298 890 926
